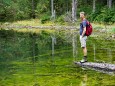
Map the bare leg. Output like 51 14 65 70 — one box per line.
83 47 87 56
81 47 87 62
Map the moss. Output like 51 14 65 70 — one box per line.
0 29 115 85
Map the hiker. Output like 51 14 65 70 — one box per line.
79 12 88 63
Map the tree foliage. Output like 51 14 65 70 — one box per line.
0 0 115 23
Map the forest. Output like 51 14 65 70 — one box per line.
0 0 115 23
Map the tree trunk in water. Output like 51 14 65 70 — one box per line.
72 0 77 23
93 0 96 13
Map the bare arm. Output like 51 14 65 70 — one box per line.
82 27 86 37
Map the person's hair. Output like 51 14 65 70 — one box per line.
80 12 85 16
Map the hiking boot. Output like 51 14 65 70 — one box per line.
80 59 87 63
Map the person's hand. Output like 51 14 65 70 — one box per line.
80 36 83 39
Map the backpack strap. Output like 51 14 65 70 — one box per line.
82 19 88 26
86 20 90 26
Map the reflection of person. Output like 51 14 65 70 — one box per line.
80 74 87 86
79 12 88 63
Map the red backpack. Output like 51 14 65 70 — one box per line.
85 20 93 36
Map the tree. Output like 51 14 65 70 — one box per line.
72 0 77 22
51 0 55 20
51 0 54 17
107 0 112 8
31 0 35 18
93 0 96 13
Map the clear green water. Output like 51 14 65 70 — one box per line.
0 29 115 86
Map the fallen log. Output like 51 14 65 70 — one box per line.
75 62 115 74
3 25 79 30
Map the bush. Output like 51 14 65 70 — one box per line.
89 7 115 23
41 14 50 24
56 15 65 23
15 11 30 20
